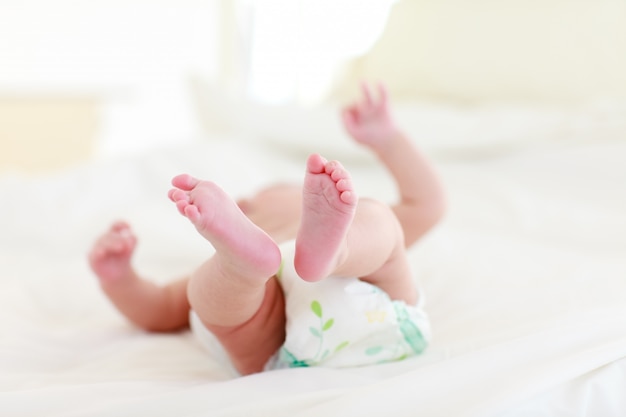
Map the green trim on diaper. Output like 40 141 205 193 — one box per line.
393 302 428 354
359 303 427 365
279 347 311 368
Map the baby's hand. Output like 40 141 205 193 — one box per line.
88 221 137 284
341 82 400 149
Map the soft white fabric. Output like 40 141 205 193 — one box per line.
1 105 625 416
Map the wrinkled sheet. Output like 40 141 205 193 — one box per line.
1 131 625 416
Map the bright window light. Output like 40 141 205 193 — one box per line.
245 0 396 104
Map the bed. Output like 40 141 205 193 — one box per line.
1 93 625 416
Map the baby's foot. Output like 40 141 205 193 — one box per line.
169 174 281 279
294 154 358 281
88 221 138 285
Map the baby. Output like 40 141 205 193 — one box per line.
89 83 446 375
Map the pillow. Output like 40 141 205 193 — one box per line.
190 78 626 161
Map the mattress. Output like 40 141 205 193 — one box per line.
1 102 625 416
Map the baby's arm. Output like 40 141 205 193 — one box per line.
342 83 447 247
89 222 191 332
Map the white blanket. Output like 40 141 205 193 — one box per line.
1 109 625 416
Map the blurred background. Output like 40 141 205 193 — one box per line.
1 0 625 174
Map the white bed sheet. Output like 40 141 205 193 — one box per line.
1 125 625 416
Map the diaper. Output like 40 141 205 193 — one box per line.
271 241 431 369
190 240 431 372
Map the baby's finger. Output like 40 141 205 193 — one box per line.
103 234 130 252
111 221 131 233
341 108 359 132
377 82 388 106
361 82 374 107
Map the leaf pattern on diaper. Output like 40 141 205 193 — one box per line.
365 346 384 356
311 300 322 317
309 300 348 363
334 340 350 353
281 300 350 368
365 310 387 323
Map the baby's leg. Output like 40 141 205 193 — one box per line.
88 221 190 331
169 175 285 374
294 154 357 281
295 154 417 304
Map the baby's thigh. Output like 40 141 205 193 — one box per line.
203 277 286 375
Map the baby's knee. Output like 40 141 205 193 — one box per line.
359 199 405 238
